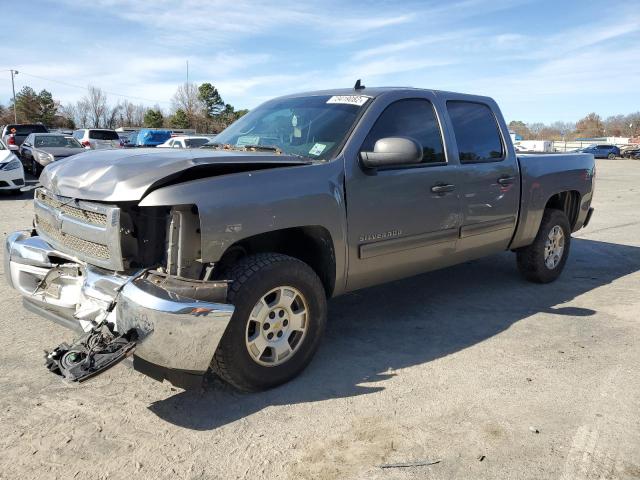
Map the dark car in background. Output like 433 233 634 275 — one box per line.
1 124 49 152
581 144 620 159
19 133 84 175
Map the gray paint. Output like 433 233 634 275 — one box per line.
38 87 595 297
39 148 310 202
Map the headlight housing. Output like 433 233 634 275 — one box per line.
1 159 22 171
35 151 54 163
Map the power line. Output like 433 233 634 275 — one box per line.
15 71 171 105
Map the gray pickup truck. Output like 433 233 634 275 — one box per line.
4 86 595 391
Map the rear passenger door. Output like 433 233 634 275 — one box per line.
445 100 520 258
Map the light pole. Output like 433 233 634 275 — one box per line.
9 69 18 123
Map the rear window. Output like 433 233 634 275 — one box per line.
89 130 119 140
447 101 504 164
6 124 48 135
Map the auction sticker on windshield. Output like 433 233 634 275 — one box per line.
309 143 327 156
236 135 261 147
326 95 370 106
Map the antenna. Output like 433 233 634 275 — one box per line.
354 79 365 90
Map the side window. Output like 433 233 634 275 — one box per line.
447 101 504 163
72 130 83 140
362 99 445 165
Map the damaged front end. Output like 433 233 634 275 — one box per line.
5 230 234 387
45 322 137 382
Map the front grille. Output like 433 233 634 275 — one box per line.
33 187 124 270
35 215 110 259
35 189 107 226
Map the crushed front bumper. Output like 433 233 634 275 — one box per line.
5 231 234 386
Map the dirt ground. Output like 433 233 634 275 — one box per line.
0 159 639 480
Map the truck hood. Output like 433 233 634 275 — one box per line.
40 148 311 202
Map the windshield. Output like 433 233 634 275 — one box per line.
213 94 370 160
35 135 82 148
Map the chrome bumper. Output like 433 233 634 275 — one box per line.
4 231 234 375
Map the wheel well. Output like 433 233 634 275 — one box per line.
216 226 336 297
545 191 580 229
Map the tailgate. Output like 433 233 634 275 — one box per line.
93 139 120 149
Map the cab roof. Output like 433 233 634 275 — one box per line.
276 86 494 103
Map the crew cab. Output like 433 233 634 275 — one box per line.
4 86 595 391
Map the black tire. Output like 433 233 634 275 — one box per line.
31 159 40 177
516 209 571 283
608 153 615 159
211 253 327 391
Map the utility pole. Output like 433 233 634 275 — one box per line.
9 69 18 123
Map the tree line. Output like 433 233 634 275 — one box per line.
0 82 249 133
2 85 638 140
509 111 640 141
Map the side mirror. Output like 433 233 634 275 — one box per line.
360 137 422 168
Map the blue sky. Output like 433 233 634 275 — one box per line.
1 0 639 123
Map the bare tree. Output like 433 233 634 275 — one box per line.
83 86 108 128
102 103 123 129
74 99 91 128
171 82 202 128
575 113 605 138
60 103 77 127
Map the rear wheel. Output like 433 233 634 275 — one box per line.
211 253 327 391
516 209 571 283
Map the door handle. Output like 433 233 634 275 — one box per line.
431 184 456 194
497 176 515 186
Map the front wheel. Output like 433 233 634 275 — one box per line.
516 209 571 283
608 153 616 159
211 253 327 391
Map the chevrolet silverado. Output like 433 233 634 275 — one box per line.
4 85 595 391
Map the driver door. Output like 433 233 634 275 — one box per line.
345 95 462 291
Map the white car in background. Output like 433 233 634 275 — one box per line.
72 129 122 149
157 136 211 149
0 140 25 194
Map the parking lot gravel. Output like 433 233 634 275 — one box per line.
0 160 639 480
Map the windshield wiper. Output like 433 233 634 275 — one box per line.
241 144 283 154
204 142 310 160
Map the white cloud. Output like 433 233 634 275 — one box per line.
2 0 638 123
